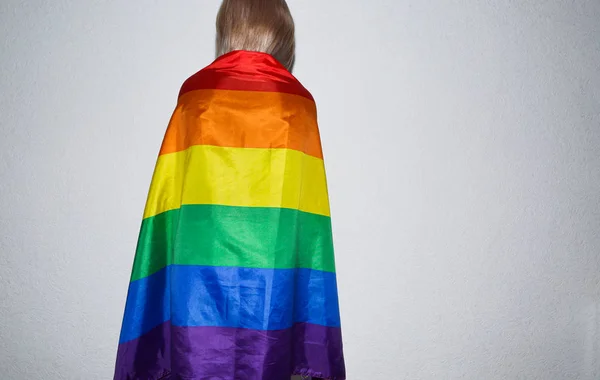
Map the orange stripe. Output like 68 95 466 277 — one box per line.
159 89 323 159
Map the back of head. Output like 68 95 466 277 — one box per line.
216 0 295 72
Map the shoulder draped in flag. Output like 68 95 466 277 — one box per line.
114 50 346 380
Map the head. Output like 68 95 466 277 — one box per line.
216 0 295 72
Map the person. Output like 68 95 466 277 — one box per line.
113 0 345 379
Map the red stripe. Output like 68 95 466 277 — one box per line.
179 50 313 100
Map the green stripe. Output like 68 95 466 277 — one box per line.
130 204 336 282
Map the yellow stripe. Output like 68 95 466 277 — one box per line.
143 146 330 219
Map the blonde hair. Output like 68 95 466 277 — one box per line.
216 0 295 71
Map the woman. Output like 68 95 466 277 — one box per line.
114 1 345 379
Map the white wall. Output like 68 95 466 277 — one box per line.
1 0 599 379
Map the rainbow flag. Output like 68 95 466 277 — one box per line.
114 51 345 380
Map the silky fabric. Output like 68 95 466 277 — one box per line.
114 50 345 380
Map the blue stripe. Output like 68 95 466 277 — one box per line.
119 265 341 343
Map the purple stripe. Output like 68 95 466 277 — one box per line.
114 322 345 380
